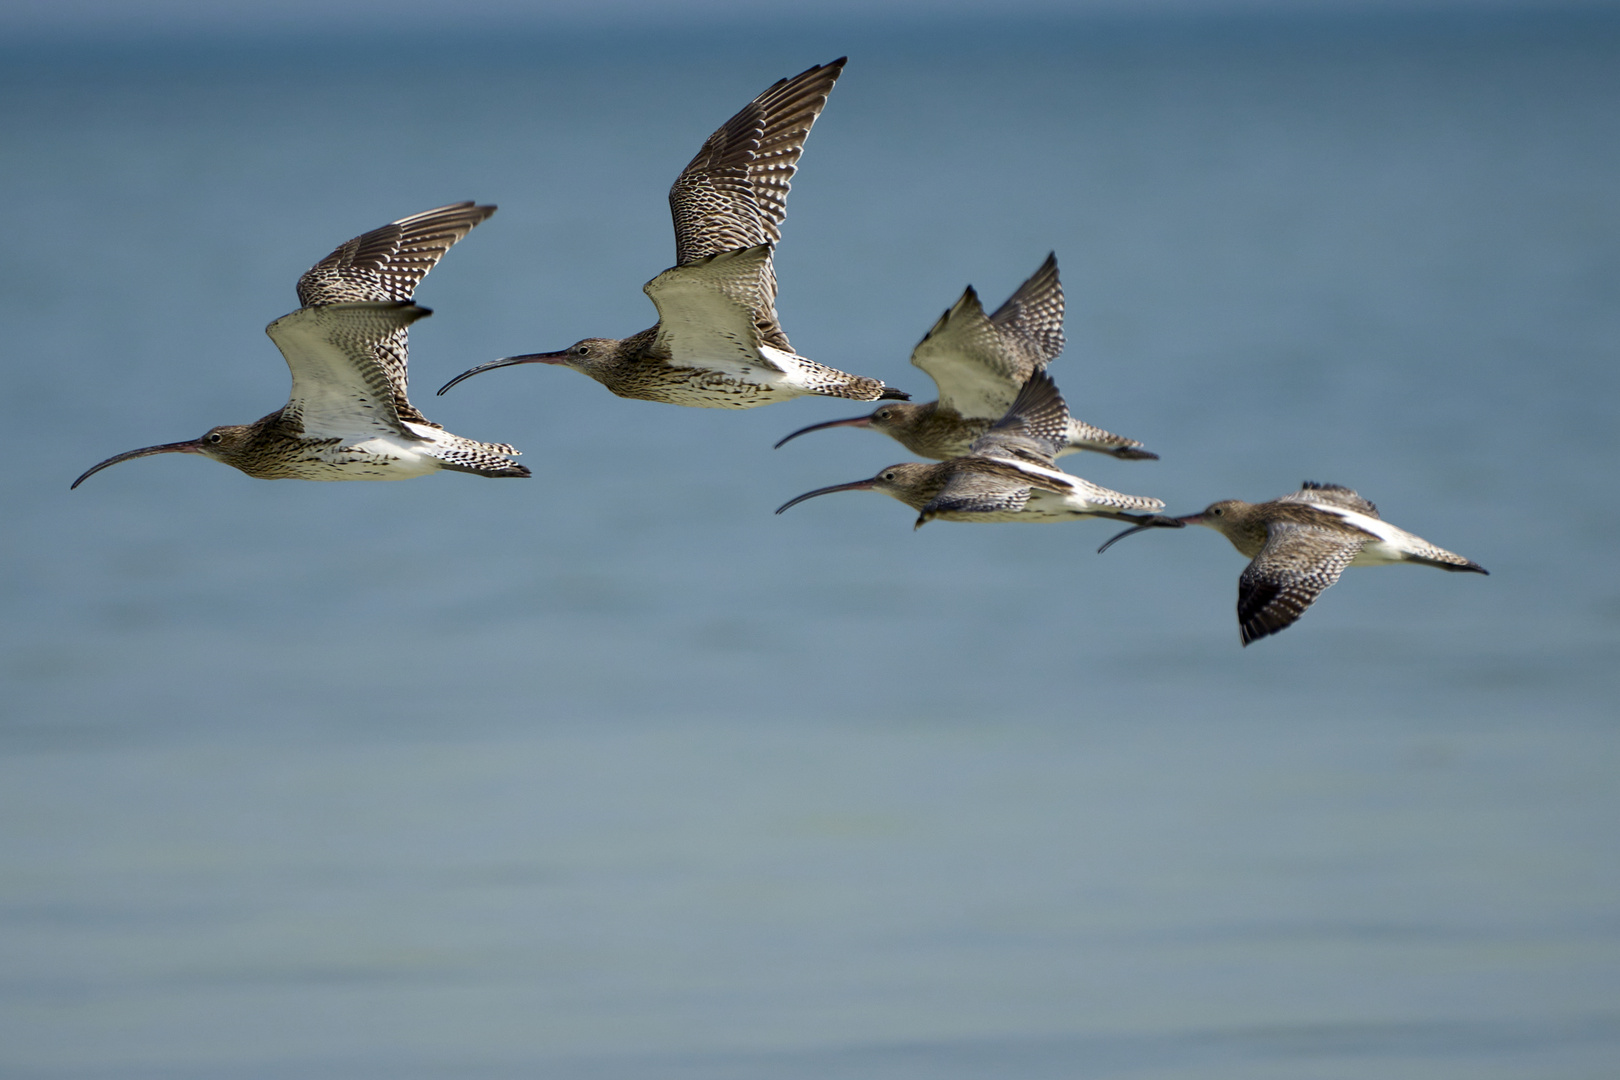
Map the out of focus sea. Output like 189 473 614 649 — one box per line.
2 10 1617 1078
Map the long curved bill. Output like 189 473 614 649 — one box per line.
772 413 873 450
437 351 569 396
775 477 878 515
71 439 205 490
1095 513 1194 554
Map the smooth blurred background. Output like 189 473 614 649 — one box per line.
2 2 1617 1077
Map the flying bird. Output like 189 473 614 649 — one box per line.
436 58 907 408
73 203 528 488
777 369 1173 529
773 253 1154 459
1098 482 1488 645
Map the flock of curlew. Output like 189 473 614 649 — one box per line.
72 58 1486 646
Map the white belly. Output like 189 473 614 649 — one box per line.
310 431 442 480
1348 537 1413 566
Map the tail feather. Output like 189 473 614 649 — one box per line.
430 435 530 477
1405 540 1487 575
803 363 906 402
439 460 531 478
1063 417 1156 460
1073 478 1165 513
1426 555 1489 574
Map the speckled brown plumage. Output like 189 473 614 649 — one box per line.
670 58 843 267
777 370 1170 528
437 61 904 409
1097 481 1488 645
73 204 527 488
773 253 1156 459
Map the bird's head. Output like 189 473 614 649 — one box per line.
1182 499 1249 532
547 338 617 375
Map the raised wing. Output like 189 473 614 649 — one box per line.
1283 481 1381 519
266 302 428 439
293 203 494 413
988 251 1064 362
644 245 789 374
968 369 1071 464
296 203 496 307
911 255 1063 420
1236 522 1365 645
670 59 845 267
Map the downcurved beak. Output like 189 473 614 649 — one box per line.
1095 513 1194 554
71 439 205 490
437 351 570 396
774 477 879 514
772 413 873 449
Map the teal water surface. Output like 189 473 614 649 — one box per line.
2 13 1618 1078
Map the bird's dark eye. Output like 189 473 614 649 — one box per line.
208 433 223 444
574 345 589 356
1211 507 1223 516
876 410 891 420
882 471 896 481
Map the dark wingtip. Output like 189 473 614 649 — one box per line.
1240 621 1285 647
1111 447 1160 461
879 387 910 401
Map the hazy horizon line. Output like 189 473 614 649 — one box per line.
4 0 1617 50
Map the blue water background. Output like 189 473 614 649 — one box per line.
2 12 1618 1078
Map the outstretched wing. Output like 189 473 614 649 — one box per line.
644 245 788 374
266 302 428 439
911 255 1063 420
669 59 845 267
1237 522 1365 645
293 203 495 415
968 369 1071 464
